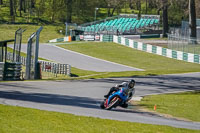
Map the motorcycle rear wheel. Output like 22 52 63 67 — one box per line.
100 101 105 109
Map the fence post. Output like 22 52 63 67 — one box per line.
64 64 67 75
25 33 35 80
34 26 43 79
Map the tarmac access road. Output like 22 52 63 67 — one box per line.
0 72 200 130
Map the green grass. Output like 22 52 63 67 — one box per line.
41 67 104 80
139 91 200 122
0 24 64 43
70 67 103 77
58 42 200 78
0 104 199 133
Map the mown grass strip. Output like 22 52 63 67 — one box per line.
0 24 64 43
0 104 199 133
139 91 200 122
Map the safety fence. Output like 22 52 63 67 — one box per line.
113 35 200 64
168 34 200 55
169 20 200 41
40 61 71 76
6 52 71 77
48 36 72 43
13 28 26 62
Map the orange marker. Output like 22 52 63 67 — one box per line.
154 104 157 111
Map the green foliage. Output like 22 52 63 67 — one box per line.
139 91 200 122
0 104 199 132
0 24 64 43
0 0 199 25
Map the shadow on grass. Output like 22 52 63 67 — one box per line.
70 73 79 77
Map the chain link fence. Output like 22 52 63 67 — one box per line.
25 32 36 79
168 34 200 55
168 20 200 54
13 28 26 62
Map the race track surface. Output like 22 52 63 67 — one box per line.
0 73 200 130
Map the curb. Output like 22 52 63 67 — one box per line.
113 35 200 64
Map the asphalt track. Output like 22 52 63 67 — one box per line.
10 43 143 72
0 73 200 130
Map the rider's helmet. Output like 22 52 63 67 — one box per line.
128 79 135 88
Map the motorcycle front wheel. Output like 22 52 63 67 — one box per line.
105 96 120 110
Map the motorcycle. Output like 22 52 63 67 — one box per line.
100 87 134 110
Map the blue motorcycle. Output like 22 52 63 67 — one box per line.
100 87 134 110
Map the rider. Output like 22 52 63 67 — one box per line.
104 79 135 108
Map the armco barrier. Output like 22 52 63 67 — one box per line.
102 35 113 42
140 34 161 39
113 35 200 64
49 36 72 43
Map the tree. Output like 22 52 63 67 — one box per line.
10 0 14 16
19 0 23 17
23 0 26 13
162 0 168 37
31 0 35 8
167 0 188 25
103 0 125 17
145 0 148 14
136 0 141 17
148 0 157 9
128 0 134 9
189 0 196 39
0 0 3 5
196 0 200 18
65 0 73 23
13 0 17 17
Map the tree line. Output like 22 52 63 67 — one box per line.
0 0 199 38
0 0 199 23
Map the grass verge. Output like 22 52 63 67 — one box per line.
0 24 64 43
58 42 200 77
138 91 200 122
0 104 199 133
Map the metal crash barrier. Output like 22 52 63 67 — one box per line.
0 39 15 81
4 62 22 80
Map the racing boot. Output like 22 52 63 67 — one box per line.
104 94 109 98
121 103 128 108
